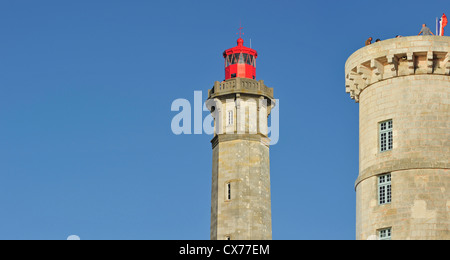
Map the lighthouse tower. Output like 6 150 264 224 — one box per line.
345 36 450 240
207 36 275 240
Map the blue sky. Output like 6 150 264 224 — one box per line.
0 0 447 240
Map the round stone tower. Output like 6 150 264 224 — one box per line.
345 36 449 240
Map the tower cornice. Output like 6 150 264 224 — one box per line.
345 36 450 102
211 133 271 149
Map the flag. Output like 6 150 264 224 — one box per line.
439 13 448 36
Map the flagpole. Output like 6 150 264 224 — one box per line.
436 17 438 35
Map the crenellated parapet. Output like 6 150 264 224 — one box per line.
345 36 450 102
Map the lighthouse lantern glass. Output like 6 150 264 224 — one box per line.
223 38 258 80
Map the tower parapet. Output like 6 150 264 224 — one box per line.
346 36 450 102
209 78 274 100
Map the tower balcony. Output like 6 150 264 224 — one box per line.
208 78 274 101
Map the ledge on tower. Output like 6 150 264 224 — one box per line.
208 77 274 100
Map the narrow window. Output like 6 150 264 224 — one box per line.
379 228 392 240
227 182 231 201
227 110 234 126
379 120 393 152
378 173 392 205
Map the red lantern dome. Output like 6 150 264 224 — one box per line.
223 37 258 80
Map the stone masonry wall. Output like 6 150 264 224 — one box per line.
211 137 272 240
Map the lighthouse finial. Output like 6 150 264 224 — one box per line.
237 22 244 38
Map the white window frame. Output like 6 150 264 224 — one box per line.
379 120 393 152
379 228 392 240
378 173 392 205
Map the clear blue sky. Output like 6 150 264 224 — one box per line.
0 0 447 240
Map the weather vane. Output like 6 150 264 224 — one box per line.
237 22 244 38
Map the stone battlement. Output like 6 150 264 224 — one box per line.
345 36 450 102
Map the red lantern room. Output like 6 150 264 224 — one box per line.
223 37 258 80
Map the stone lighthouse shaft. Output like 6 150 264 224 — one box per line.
207 37 275 240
